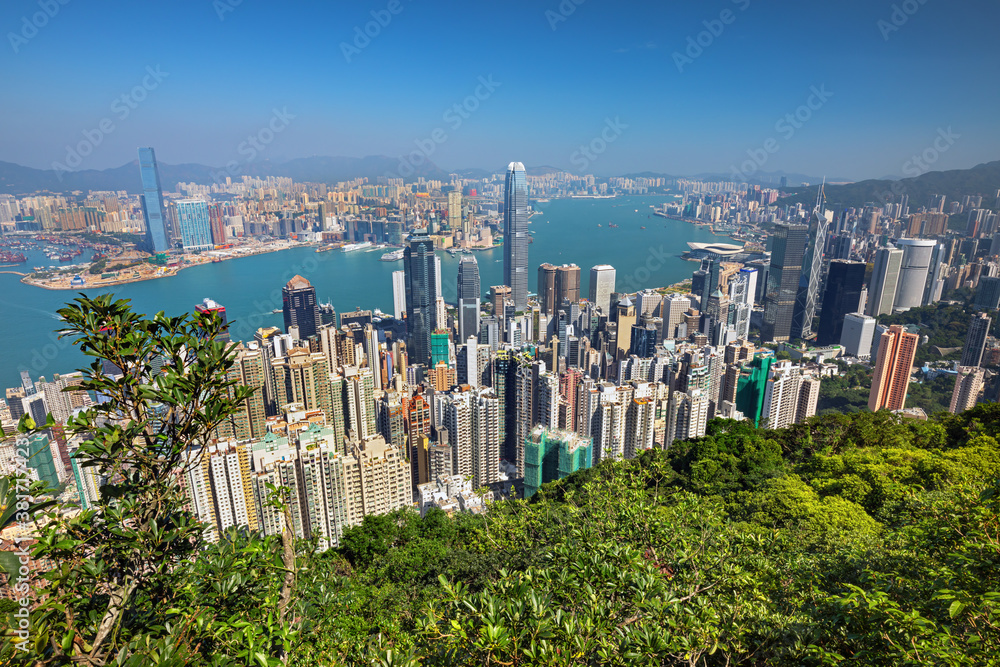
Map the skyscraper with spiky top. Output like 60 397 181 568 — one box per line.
792 180 831 339
503 161 529 311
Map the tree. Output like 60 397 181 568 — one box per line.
13 294 294 666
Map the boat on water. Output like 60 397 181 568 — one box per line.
315 245 337 253
271 308 282 314
342 241 373 252
380 249 405 261
640 226 646 229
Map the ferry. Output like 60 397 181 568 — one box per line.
380 249 405 262
341 241 373 252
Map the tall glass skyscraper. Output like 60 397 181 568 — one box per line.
457 253 481 342
405 231 438 366
791 184 830 339
138 147 169 253
502 161 529 311
762 223 809 342
175 199 213 251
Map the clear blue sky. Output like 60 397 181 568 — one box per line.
1 0 998 180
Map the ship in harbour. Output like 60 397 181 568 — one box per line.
380 248 405 261
341 241 373 252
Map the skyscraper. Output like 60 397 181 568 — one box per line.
893 239 937 312
391 270 406 320
404 231 438 366
816 260 866 346
447 190 464 234
840 313 876 360
791 183 831 339
555 264 581 308
457 254 481 342
138 147 169 253
589 265 616 314
537 263 558 315
869 324 919 412
762 223 809 342
175 199 214 251
523 425 593 498
961 312 992 367
502 162 529 311
282 275 321 341
865 246 904 317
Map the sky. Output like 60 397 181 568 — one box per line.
1 0 999 181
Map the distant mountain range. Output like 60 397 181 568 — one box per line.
1 156 997 212
780 160 1000 211
0 156 452 195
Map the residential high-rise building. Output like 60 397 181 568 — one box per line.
207 202 226 246
840 312 876 360
893 239 937 312
866 246 904 317
961 312 992 367
666 389 709 446
502 162 529 310
342 365 376 441
589 265 616 314
869 324 919 411
138 147 169 253
816 260 866 346
175 199 213 251
792 184 831 338
439 386 502 489
272 348 334 420
523 425 593 498
735 355 774 426
282 275 321 341
950 366 985 414
391 270 406 320
762 223 809 342
457 254 481 342
405 231 438 366
448 190 464 233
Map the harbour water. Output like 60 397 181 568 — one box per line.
0 195 734 390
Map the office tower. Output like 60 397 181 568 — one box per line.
457 254 481 342
615 295 637 357
961 312 992 367
791 184 831 339
175 199 213 251
405 231 438 366
869 324 919 412
589 265 616 314
762 223 809 342
272 348 334 419
950 366 985 414
537 263 558 315
502 161 529 310
281 275 321 341
816 260 866 346
893 239 937 312
448 190 463 233
738 267 758 308
662 294 691 340
138 147 169 253
391 270 406 320
974 276 1000 310
523 426 593 498
840 313 876 360
555 264 581 307
195 298 230 343
866 247 904 317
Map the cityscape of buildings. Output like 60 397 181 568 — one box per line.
2 148 1000 550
